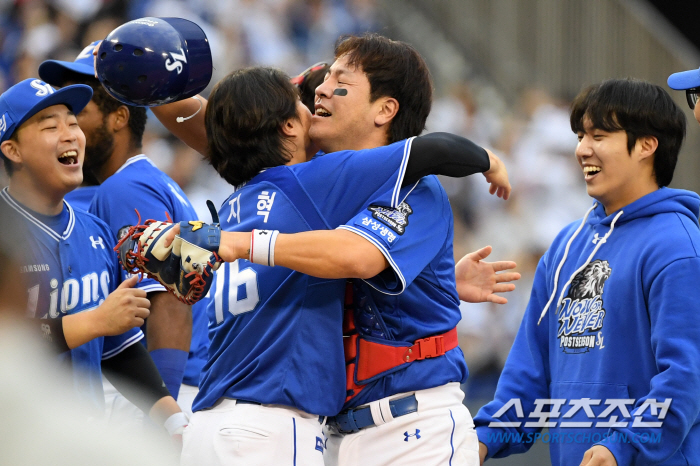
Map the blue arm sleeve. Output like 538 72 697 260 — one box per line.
474 255 553 459
599 257 700 465
338 176 451 294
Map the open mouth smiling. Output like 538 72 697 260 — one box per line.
58 150 79 165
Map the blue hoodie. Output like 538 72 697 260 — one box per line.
475 188 700 466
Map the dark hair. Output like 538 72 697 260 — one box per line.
298 64 329 114
63 72 147 150
570 78 686 187
205 67 300 187
334 33 433 143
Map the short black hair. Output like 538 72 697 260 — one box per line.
334 33 433 143
63 72 147 150
205 67 300 188
570 78 686 187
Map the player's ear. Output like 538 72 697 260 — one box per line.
280 117 298 138
0 140 21 165
636 135 658 161
374 97 399 127
110 106 131 132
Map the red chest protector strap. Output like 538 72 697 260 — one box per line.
355 327 459 383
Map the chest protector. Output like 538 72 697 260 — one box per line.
343 281 459 403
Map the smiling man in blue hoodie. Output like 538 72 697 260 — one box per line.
474 78 700 466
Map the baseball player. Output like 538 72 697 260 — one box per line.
209 35 494 466
171 66 509 466
38 39 210 416
474 79 700 466
0 78 186 433
99 23 517 465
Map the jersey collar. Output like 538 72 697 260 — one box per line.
1 187 75 242
115 154 154 174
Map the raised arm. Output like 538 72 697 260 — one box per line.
151 96 209 155
404 133 510 199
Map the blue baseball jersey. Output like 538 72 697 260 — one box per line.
89 154 208 386
193 138 415 416
2 188 143 411
339 175 468 409
64 185 98 212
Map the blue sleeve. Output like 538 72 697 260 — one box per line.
474 255 553 459
292 138 414 227
338 176 451 294
90 179 172 293
599 257 700 465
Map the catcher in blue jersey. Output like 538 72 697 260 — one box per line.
0 79 188 438
38 26 212 418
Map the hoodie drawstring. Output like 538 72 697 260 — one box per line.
537 206 623 325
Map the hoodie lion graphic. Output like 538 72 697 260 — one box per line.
556 260 611 353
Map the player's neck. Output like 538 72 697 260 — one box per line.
95 144 142 183
7 178 64 216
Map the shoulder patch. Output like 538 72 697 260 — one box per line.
368 201 413 235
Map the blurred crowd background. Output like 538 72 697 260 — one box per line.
3 0 700 463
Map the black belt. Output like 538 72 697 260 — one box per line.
235 399 326 424
327 394 418 434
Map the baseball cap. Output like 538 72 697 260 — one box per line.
667 67 700 90
0 78 93 146
39 41 101 86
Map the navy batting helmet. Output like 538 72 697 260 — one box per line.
96 17 212 107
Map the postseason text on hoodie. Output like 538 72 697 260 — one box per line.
475 187 700 466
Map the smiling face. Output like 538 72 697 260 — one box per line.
310 54 385 153
575 118 657 214
4 104 85 200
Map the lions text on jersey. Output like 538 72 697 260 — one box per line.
3 188 142 410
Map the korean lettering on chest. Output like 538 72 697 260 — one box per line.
22 233 113 319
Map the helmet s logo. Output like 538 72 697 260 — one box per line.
165 48 188 75
30 80 55 97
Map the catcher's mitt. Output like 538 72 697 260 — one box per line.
115 201 223 305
